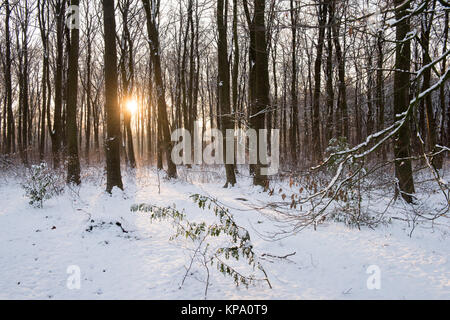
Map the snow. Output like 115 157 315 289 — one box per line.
0 167 449 300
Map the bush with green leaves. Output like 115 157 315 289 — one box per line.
131 194 271 297
22 163 64 208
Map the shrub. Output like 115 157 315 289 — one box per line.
22 163 64 208
325 136 352 175
131 194 271 297
324 137 380 228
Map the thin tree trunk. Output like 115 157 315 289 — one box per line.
142 0 177 178
331 2 348 141
376 30 387 160
290 0 299 165
439 11 448 148
325 6 334 144
312 1 327 164
119 0 136 169
4 0 15 154
420 0 441 168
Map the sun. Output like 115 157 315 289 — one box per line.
126 99 138 115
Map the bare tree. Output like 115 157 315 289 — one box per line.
217 0 236 187
142 0 177 179
312 0 327 164
66 0 81 184
4 0 15 155
103 0 123 192
250 0 270 187
393 0 415 203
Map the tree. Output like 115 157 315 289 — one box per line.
393 0 415 203
217 0 237 188
119 0 136 169
440 10 449 148
331 0 348 141
312 0 327 164
15 0 31 165
80 0 97 162
376 28 386 160
325 0 334 144
103 0 124 193
242 0 256 175
242 0 271 185
419 0 441 169
38 0 51 162
232 0 239 131
142 0 177 179
4 0 15 154
48 0 67 168
66 0 81 184
290 0 299 165
252 0 270 187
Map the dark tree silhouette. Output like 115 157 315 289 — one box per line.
103 0 123 193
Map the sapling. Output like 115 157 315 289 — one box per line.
131 194 271 298
22 163 64 208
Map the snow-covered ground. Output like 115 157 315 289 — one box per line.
0 167 449 300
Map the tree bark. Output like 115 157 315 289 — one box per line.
420 0 441 169
119 0 136 169
252 0 270 187
331 2 348 141
66 0 81 184
393 0 415 203
290 0 299 165
376 30 387 160
218 0 237 187
50 0 67 168
325 3 334 144
103 0 124 192
312 1 327 164
4 0 15 154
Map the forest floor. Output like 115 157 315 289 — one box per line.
0 165 449 299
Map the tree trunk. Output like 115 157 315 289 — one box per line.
142 0 177 178
367 51 374 138
252 0 270 187
376 30 387 160
440 11 448 148
18 1 30 165
290 0 299 165
103 0 124 193
51 0 66 168
420 0 441 169
4 0 15 154
325 4 334 144
218 0 237 187
331 2 348 141
119 0 136 169
232 0 239 130
66 0 81 184
312 1 327 164
393 0 415 203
